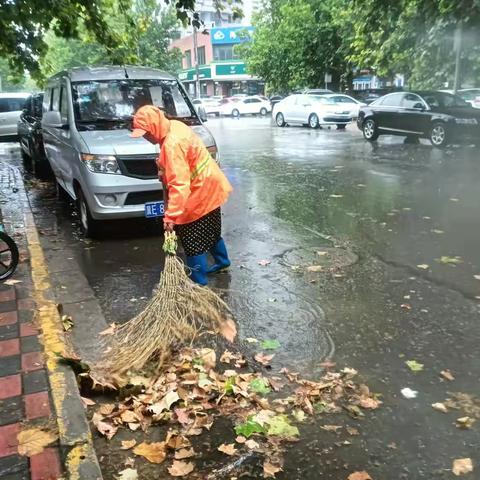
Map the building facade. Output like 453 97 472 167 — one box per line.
353 72 405 90
171 0 264 97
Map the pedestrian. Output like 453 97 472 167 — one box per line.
130 105 232 286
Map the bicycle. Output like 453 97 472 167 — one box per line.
0 228 19 281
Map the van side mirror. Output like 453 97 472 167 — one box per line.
43 111 69 129
198 106 208 122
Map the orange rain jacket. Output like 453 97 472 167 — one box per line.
132 105 232 225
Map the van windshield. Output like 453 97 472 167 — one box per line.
71 79 198 130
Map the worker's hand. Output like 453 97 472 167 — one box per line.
164 221 174 233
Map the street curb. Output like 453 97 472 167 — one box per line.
21 185 103 479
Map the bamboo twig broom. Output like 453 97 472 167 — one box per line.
105 232 234 374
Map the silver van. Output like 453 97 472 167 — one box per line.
41 66 217 236
0 92 30 141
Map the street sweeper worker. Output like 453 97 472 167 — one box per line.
130 105 232 286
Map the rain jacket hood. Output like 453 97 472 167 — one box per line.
131 105 171 141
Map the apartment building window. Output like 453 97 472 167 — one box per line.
197 46 206 65
213 45 239 61
184 50 192 68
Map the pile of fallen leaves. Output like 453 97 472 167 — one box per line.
84 347 381 478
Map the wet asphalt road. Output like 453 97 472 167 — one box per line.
4 118 480 478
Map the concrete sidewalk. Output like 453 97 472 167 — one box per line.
0 155 101 480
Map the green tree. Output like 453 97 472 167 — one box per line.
40 5 182 79
238 0 351 93
0 0 227 81
346 0 480 87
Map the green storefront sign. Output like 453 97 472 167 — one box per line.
178 66 211 81
215 63 247 76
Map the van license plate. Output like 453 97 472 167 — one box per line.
145 201 165 218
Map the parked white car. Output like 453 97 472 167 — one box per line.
0 92 30 141
192 97 221 116
220 96 271 117
457 88 480 109
273 94 353 129
320 94 366 119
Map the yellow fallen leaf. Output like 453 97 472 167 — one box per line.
263 461 282 478
198 348 216 369
174 448 195 460
92 413 118 440
254 352 275 366
417 264 429 270
347 472 372 480
117 468 138 480
440 369 455 381
120 410 139 424
98 403 115 416
245 439 260 449
358 396 381 409
307 265 323 272
218 443 237 456
17 428 57 456
133 442 167 464
452 458 473 476
432 403 448 413
329 194 344 198
456 417 475 429
148 391 180 415
168 460 195 477
121 439 137 450
80 396 96 407
321 425 342 433
220 318 237 343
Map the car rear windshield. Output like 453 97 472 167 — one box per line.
71 79 197 129
0 97 26 113
421 92 469 108
310 96 334 104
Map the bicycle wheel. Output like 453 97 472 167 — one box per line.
0 231 19 281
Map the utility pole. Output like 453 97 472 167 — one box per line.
193 26 201 97
453 22 463 93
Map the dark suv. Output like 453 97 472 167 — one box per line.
357 91 480 147
17 93 46 172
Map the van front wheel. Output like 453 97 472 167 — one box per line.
77 188 100 238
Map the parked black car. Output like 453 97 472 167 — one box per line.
357 91 480 148
17 93 46 172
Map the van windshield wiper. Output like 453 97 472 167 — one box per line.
78 117 131 124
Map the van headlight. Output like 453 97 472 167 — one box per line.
80 154 121 174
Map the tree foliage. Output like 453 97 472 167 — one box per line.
243 0 480 91
0 0 215 82
0 0 132 80
239 0 349 93
347 0 480 87
40 5 182 80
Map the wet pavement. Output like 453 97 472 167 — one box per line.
2 118 480 478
